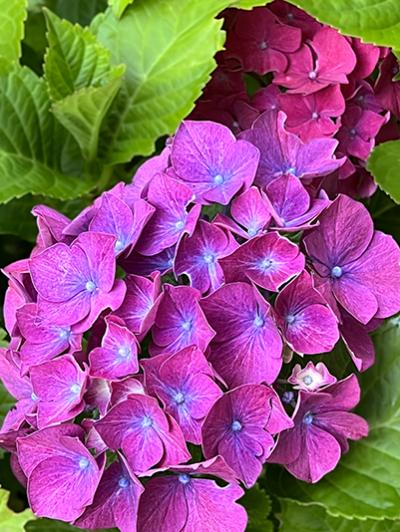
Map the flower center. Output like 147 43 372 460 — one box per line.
260 258 273 270
213 174 224 185
70 383 81 394
231 420 243 432
178 473 191 484
118 346 131 358
175 220 185 230
85 280 96 293
118 477 130 489
181 320 192 332
141 415 153 428
31 392 38 402
303 375 313 385
311 111 319 120
203 253 215 264
173 391 185 405
58 328 70 340
79 457 89 470
303 413 314 425
115 239 125 253
308 70 317 80
253 315 264 328
331 265 343 278
259 40 268 50
349 128 357 138
247 226 258 237
286 314 296 325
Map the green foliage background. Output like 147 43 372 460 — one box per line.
0 0 399 530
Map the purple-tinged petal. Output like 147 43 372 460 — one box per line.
89 315 139 380
17 303 81 372
30 355 88 428
150 285 215 357
110 378 146 407
175 220 239 294
288 362 337 391
26 435 102 521
96 395 190 473
221 232 304 292
120 246 175 277
230 186 271 237
171 120 259 205
274 271 339 354
84 378 111 416
202 384 292 487
202 282 282 386
136 174 200 256
142 346 222 444
75 456 144 532
339 310 375 372
114 274 161 340
137 471 246 532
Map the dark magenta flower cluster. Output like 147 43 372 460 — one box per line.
0 2 400 531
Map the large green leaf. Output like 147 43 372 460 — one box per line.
0 197 37 241
240 484 273 532
29 0 107 26
0 489 35 530
367 140 400 205
0 0 27 71
25 519 117 531
0 66 96 203
267 319 400 520
108 0 134 18
92 0 225 164
44 10 125 160
290 0 400 48
278 499 400 531
44 10 124 101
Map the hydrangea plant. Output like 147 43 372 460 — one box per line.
0 0 400 531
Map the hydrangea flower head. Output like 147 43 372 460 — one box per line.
175 220 238 294
142 345 222 443
226 7 302 74
269 375 368 482
274 271 340 354
202 384 293 487
288 362 337 391
304 194 400 324
171 120 260 205
29 232 126 331
95 394 190 473
274 27 357 94
150 284 215 356
220 231 305 291
240 111 345 187
17 425 103 521
201 282 282 386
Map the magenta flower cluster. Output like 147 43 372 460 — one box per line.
0 3 400 531
192 0 400 199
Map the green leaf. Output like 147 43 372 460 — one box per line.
290 0 400 48
0 197 37 241
30 0 107 26
0 384 15 432
0 489 35 530
0 328 8 347
278 499 400 531
0 0 27 71
367 140 400 204
44 10 124 101
267 318 400 520
0 66 96 203
93 0 227 164
108 0 135 18
44 10 125 160
240 484 273 532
